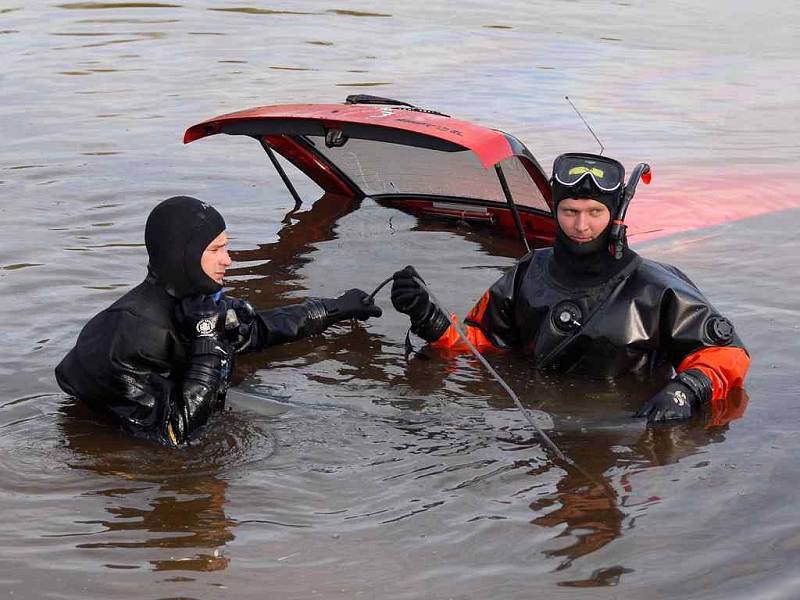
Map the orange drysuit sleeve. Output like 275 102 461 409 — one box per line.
431 290 502 353
678 346 750 406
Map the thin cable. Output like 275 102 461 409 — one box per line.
419 278 572 463
422 278 617 497
367 276 394 303
375 274 617 499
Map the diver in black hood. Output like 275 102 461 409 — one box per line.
389 153 750 424
56 196 381 447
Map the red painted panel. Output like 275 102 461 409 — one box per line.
184 103 514 168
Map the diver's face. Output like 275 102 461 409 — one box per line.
556 198 611 243
200 231 231 284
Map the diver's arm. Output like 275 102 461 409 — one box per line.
391 263 523 353
165 335 229 447
224 289 381 351
662 276 750 404
676 346 750 404
637 274 750 423
390 266 452 343
635 350 749 424
109 341 227 449
431 286 515 352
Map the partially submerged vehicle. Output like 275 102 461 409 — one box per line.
184 95 557 252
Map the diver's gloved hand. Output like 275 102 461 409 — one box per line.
391 265 450 342
294 289 382 337
635 369 713 423
220 295 257 352
391 265 430 321
321 289 383 323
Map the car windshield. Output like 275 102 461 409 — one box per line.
305 135 549 212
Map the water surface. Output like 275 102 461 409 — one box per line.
2 2 799 598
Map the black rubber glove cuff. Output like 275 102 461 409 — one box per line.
301 291 382 336
299 298 331 336
410 303 451 342
675 368 713 406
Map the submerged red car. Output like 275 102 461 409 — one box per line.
184 95 557 251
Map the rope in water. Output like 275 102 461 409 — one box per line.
368 275 618 499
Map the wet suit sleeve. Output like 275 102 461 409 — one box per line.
431 257 530 352
251 300 332 347
100 313 189 447
677 347 749 404
53 309 177 447
241 291 381 352
658 265 750 408
55 308 179 447
165 337 229 448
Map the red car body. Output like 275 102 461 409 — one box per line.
184 97 557 249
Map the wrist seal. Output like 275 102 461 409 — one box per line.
411 304 451 342
302 298 331 335
675 368 713 406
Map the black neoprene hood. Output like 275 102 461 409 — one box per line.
144 196 226 298
548 154 635 282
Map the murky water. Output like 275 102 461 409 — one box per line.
2 2 800 598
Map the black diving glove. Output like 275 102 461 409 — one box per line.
320 289 383 323
391 265 450 342
220 295 257 352
635 369 713 424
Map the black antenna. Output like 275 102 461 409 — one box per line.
565 96 604 155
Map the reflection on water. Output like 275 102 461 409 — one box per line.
226 191 362 304
208 7 318 17
56 400 272 573
532 389 749 586
411 350 751 585
57 3 183 9
77 478 233 573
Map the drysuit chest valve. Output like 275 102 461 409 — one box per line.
552 300 583 332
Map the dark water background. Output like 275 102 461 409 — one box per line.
2 2 800 598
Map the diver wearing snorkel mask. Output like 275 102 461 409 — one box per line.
390 153 750 424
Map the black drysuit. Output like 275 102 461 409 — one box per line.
426 242 750 414
55 275 342 446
